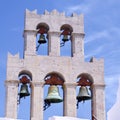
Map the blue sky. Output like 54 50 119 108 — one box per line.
0 0 120 120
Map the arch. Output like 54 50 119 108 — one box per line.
60 24 73 33
77 73 94 86
44 71 65 85
36 22 49 32
76 73 93 119
60 24 73 56
17 70 32 119
18 70 32 81
43 71 64 114
36 22 49 54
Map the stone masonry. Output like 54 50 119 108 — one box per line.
5 9 106 120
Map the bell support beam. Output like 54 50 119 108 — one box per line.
5 80 19 119
63 83 77 117
92 84 106 120
30 81 44 120
48 32 61 56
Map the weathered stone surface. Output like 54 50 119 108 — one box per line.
5 9 106 120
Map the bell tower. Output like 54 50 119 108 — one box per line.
5 9 106 120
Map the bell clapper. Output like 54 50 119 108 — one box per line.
17 95 20 105
43 101 51 111
60 41 65 47
36 44 40 51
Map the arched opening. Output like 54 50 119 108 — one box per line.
60 24 73 57
36 23 49 55
43 72 64 119
17 70 32 120
76 73 93 120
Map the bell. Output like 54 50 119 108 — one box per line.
38 34 47 44
44 85 63 104
62 35 69 42
18 84 30 99
77 86 91 102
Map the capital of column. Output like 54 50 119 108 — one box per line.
5 80 19 87
30 81 45 88
63 82 77 88
48 31 61 36
24 29 37 34
71 33 85 39
92 84 106 89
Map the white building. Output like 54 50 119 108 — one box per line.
49 116 89 120
107 79 120 120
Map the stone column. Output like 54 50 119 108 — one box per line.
5 80 18 119
23 30 37 56
30 82 44 120
71 33 85 60
63 83 77 117
48 32 60 56
92 84 106 120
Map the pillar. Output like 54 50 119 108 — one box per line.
71 33 84 60
5 80 18 119
23 30 37 56
48 32 60 56
92 84 106 120
30 82 44 120
63 83 77 117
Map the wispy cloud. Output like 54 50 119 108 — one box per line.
85 27 120 44
85 30 110 44
64 1 97 15
65 4 90 15
85 45 104 59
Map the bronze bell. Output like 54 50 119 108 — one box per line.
44 85 63 104
18 84 30 99
77 86 91 102
62 35 69 42
38 34 47 44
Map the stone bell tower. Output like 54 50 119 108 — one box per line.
5 9 106 120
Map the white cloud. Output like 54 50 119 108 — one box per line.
66 4 90 15
84 27 120 62
85 30 109 44
85 27 120 44
85 45 104 59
